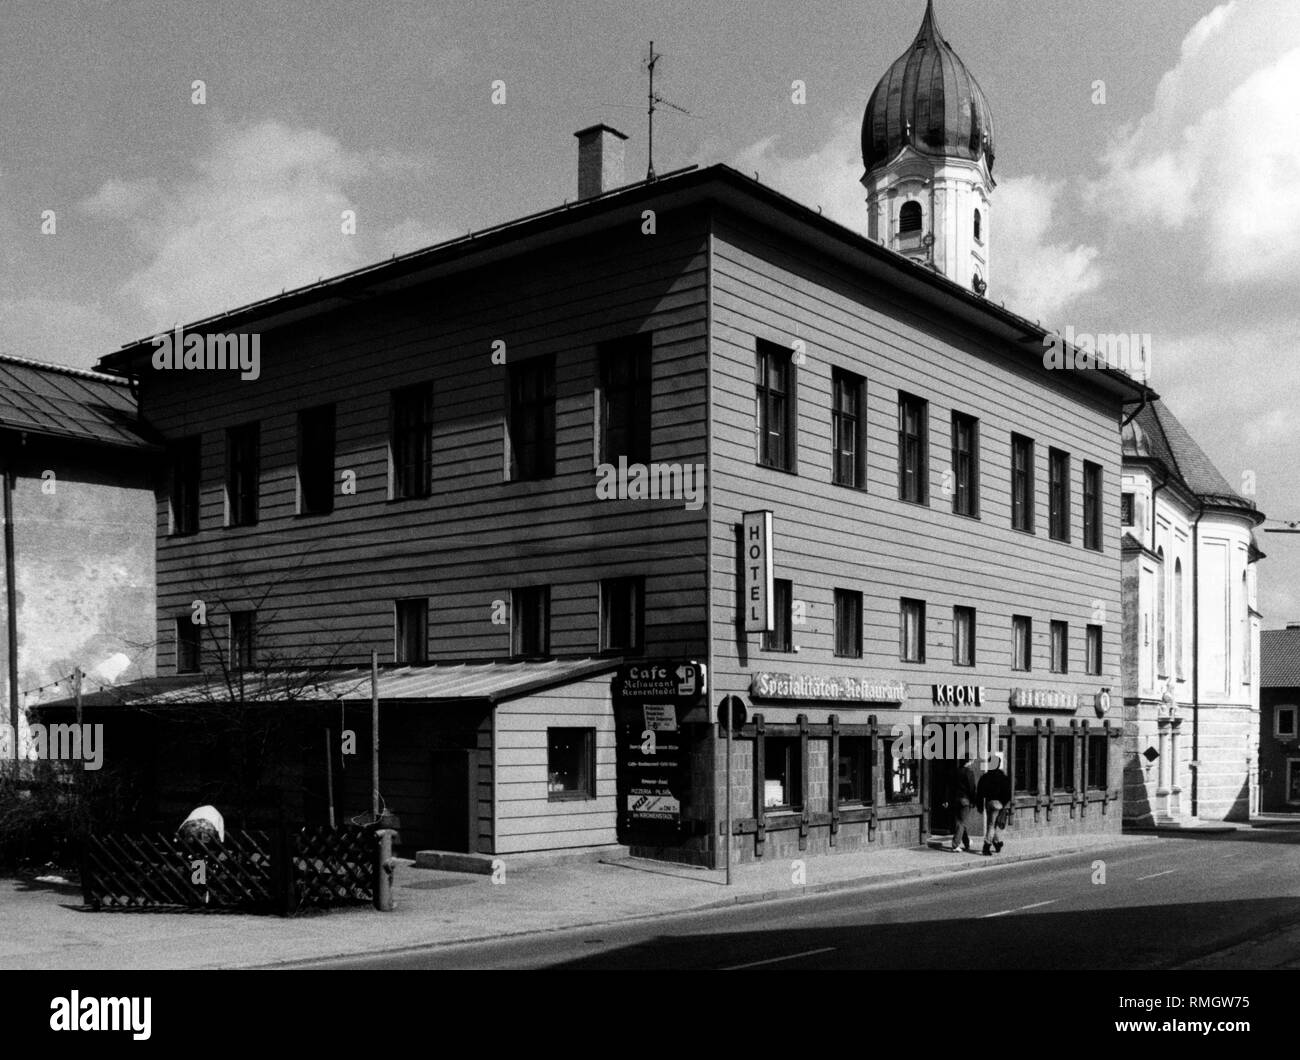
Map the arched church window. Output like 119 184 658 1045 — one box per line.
1174 559 1184 679
899 201 922 234
1156 547 1167 675
974 209 982 242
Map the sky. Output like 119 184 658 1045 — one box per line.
5 0 1299 623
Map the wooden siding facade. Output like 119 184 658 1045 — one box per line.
705 208 1127 863
123 172 1137 862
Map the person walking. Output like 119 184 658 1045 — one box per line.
946 755 979 852
977 753 1012 856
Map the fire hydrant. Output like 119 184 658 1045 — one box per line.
374 828 398 911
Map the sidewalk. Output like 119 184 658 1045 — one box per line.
0 830 1169 970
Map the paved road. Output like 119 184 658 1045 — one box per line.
304 828 1300 970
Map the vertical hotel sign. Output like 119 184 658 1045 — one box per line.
743 511 774 632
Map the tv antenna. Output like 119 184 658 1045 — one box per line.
644 41 695 181
1264 520 1300 534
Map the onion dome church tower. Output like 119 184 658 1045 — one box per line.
861 0 996 295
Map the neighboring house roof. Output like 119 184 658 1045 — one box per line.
1262 629 1300 689
95 164 1147 405
35 656 624 710
0 353 160 450
1122 399 1263 524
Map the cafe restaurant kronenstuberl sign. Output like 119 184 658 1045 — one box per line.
611 663 706 838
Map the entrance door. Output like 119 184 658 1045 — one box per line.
924 720 991 837
928 755 961 836
430 748 474 853
1288 759 1300 807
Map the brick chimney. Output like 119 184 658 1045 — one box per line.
575 124 628 200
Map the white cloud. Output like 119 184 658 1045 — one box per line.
79 178 161 220
992 176 1100 323
730 114 866 232
1084 3 1300 287
87 121 442 331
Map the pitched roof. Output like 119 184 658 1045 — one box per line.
1123 399 1262 522
0 353 160 450
1262 628 1300 688
94 165 1147 404
34 657 624 710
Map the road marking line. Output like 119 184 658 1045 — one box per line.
980 898 1058 919
1137 869 1177 881
723 946 836 970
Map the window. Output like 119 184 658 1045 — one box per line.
900 598 926 663
512 586 550 658
1121 492 1135 527
547 728 595 800
229 611 256 670
599 335 652 464
1086 624 1103 676
756 341 795 471
298 404 335 515
395 598 428 665
1174 560 1185 679
763 579 793 652
1013 735 1039 795
899 200 922 234
1083 461 1103 550
1011 434 1034 532
1048 448 1070 541
1277 706 1297 738
885 747 918 803
1086 734 1108 791
951 412 979 517
169 436 201 536
1012 615 1032 672
225 422 259 527
392 384 433 499
764 736 802 810
834 589 863 658
1157 548 1167 675
837 736 871 805
1050 620 1069 674
176 617 201 674
953 606 976 667
973 208 982 243
1052 733 1075 793
600 576 644 653
832 369 866 488
898 393 928 504
508 357 556 480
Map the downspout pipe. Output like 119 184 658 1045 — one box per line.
1191 507 1204 817
3 434 19 764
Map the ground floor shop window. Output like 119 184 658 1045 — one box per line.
885 750 918 803
764 736 802 810
1086 734 1108 790
837 736 871 805
1014 734 1039 795
547 727 595 801
1052 732 1075 793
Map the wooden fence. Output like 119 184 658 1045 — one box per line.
81 825 376 914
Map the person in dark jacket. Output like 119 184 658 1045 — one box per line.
977 754 1012 856
945 756 979 852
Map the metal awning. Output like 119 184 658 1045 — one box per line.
35 657 624 711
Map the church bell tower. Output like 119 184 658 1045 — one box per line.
860 1 996 295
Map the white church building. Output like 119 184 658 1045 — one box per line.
860 1 1268 827
1120 403 1265 824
